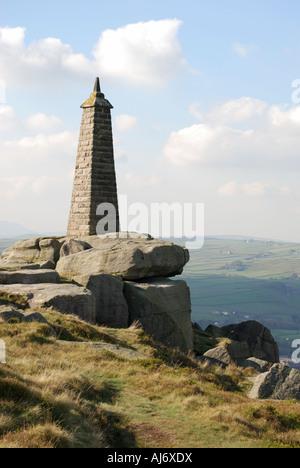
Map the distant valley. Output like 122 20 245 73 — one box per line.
181 238 300 360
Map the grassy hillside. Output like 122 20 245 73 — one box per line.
1 310 300 448
181 238 300 359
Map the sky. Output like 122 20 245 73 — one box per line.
1 0 300 241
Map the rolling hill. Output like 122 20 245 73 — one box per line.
181 238 300 360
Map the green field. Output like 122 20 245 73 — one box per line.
181 238 300 359
183 238 300 279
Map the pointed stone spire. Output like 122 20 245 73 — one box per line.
80 76 113 109
94 76 101 93
67 78 120 237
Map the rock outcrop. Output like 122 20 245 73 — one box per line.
219 321 279 363
203 348 270 373
0 283 96 323
249 363 300 400
73 273 128 328
204 321 279 365
203 341 251 367
0 237 65 269
124 278 193 353
60 239 92 258
0 233 193 352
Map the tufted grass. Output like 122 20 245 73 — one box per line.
0 311 300 448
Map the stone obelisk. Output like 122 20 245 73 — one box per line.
67 78 120 237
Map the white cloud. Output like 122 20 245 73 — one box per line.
93 19 186 87
233 42 259 58
114 114 138 132
242 181 268 196
164 98 300 169
278 185 292 195
0 105 77 176
0 20 187 89
163 123 248 166
0 175 62 198
112 115 138 162
218 180 289 198
0 79 6 104
0 106 64 137
0 26 25 48
189 101 203 121
0 105 19 132
0 102 77 236
0 27 95 86
124 172 162 187
190 97 268 125
0 176 32 199
2 131 76 161
218 180 238 197
26 113 63 132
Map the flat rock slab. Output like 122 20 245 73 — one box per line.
124 278 193 352
0 261 55 271
56 236 189 280
0 284 95 323
0 269 60 285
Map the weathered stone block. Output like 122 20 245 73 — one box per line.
123 278 193 352
0 269 60 285
73 273 128 328
249 363 300 400
60 239 92 258
0 284 96 323
0 237 65 269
